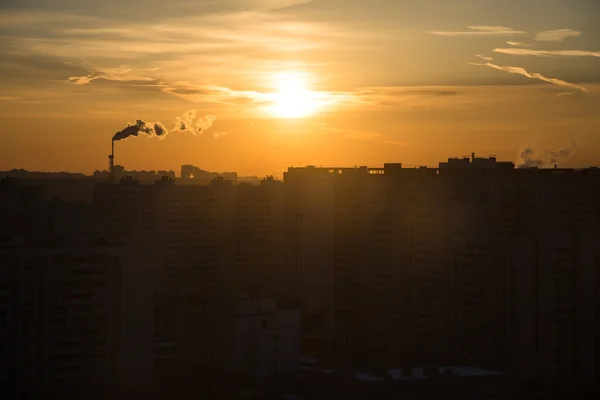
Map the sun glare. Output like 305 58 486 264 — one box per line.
267 72 318 119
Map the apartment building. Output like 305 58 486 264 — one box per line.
284 159 598 385
155 296 300 399
95 176 288 296
0 178 54 246
507 168 599 384
0 244 123 399
95 175 295 396
284 166 337 332
231 178 287 299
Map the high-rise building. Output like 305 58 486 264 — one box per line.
94 176 287 297
282 159 599 384
0 244 123 399
164 296 300 398
94 175 297 396
284 166 337 333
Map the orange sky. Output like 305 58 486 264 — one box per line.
1 0 599 175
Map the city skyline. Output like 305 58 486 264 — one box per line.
2 0 600 174
3 155 599 398
0 149 591 181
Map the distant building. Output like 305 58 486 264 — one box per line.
180 164 238 185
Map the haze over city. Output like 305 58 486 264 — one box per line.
1 0 600 175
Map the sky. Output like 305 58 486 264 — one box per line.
1 0 599 175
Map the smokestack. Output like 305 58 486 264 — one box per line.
109 140 115 182
109 141 114 172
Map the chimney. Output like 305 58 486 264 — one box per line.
471 152 475 162
109 140 115 183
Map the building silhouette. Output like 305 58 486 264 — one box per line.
1 156 599 398
0 242 123 398
282 157 599 385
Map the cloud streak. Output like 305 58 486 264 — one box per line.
534 29 581 42
158 80 360 115
1 7 384 106
476 54 493 61
68 66 156 84
493 48 600 58
469 62 587 92
3 10 375 63
429 26 526 37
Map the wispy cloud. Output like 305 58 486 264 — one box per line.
476 54 493 61
68 66 156 84
493 48 600 58
534 29 581 42
429 26 526 37
345 86 473 111
469 62 587 92
159 83 264 105
158 80 358 114
354 87 459 106
1 8 382 93
506 41 531 46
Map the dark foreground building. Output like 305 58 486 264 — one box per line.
1 155 599 398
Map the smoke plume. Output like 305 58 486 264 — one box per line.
548 142 577 164
112 120 169 141
517 142 576 168
173 109 217 136
112 109 218 142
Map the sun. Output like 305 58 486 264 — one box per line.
267 72 318 119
